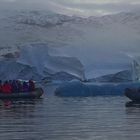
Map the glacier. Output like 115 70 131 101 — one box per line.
0 59 42 81
17 43 85 80
0 43 85 81
0 10 140 81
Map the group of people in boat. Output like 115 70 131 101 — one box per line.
0 80 35 93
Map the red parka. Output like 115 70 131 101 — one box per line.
2 83 12 93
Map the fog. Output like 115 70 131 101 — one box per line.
0 0 140 16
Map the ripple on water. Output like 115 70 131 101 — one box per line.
0 94 140 140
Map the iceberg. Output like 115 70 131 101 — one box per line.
131 56 140 81
55 81 140 97
17 43 85 80
0 60 41 81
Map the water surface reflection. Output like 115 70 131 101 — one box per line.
0 93 140 140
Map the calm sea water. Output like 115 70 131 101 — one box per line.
0 84 140 140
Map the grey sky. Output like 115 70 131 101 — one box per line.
0 0 140 16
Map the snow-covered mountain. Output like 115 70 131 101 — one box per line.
0 9 140 81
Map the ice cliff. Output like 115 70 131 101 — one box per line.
17 43 85 80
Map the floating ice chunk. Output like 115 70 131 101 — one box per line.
55 81 140 97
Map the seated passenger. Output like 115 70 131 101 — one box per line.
0 80 3 93
16 80 22 92
22 82 29 92
2 81 12 93
29 80 35 91
11 80 18 93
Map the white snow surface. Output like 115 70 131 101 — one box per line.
0 10 140 79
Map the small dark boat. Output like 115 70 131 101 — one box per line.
125 101 140 107
125 88 140 101
0 88 43 99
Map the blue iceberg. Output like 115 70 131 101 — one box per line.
55 81 140 97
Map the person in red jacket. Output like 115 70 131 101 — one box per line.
2 81 12 93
